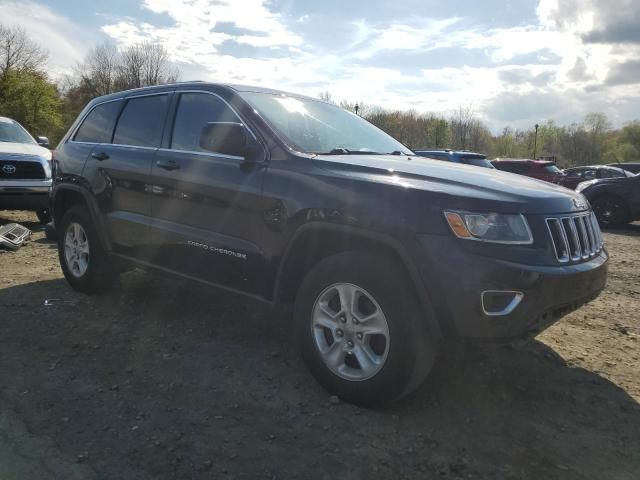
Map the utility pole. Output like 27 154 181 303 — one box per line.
533 123 539 159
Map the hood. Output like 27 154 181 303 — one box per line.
0 142 52 159
313 154 589 214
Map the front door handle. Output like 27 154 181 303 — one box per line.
156 159 180 171
91 152 109 161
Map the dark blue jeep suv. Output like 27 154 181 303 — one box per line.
51 83 608 405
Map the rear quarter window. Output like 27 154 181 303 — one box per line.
113 94 170 148
74 101 123 143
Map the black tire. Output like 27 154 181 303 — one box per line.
294 251 437 406
36 208 51 225
57 205 118 293
591 195 630 228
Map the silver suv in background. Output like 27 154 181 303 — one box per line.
0 116 52 224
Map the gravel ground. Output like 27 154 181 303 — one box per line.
1 210 639 480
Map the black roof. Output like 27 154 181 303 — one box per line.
87 81 320 106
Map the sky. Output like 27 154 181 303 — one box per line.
1 0 639 130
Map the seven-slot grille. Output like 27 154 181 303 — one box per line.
0 159 46 179
546 212 604 263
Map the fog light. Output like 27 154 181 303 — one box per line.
481 290 524 316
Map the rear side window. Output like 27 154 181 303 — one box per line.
74 101 122 143
171 92 240 153
598 168 624 179
497 162 528 174
113 95 169 147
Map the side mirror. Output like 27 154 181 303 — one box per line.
36 136 50 148
199 122 261 161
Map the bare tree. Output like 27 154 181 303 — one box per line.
0 24 48 77
450 105 475 150
75 43 119 97
115 42 179 90
318 91 334 104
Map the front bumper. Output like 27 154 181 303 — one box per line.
414 235 608 343
0 180 51 210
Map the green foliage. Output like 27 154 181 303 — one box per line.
0 69 62 143
353 103 635 167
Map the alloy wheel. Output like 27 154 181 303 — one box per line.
311 283 390 381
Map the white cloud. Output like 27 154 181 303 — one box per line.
0 0 89 76
3 0 640 130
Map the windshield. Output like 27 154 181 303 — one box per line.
239 92 412 155
0 118 35 144
543 164 562 174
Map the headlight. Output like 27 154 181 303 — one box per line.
576 180 597 192
444 210 533 244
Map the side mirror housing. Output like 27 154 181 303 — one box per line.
199 122 261 161
36 136 50 148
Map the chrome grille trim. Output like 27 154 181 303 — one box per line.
546 212 604 263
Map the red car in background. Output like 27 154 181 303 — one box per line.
491 159 566 185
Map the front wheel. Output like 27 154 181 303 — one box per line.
591 195 629 228
295 251 436 406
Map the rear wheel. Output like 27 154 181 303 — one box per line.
57 205 118 293
295 251 436 406
591 195 629 227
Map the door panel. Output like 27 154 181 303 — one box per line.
150 149 265 293
81 93 171 258
84 144 155 256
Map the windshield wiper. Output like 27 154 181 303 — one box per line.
318 148 382 155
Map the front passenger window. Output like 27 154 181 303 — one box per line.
171 93 241 153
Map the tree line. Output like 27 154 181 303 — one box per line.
1 22 638 168
0 24 178 144
321 99 640 168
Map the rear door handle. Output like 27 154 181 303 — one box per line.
156 159 180 171
91 152 109 161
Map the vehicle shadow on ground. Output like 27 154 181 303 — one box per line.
603 221 640 237
1 275 638 479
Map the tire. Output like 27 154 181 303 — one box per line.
36 208 51 225
294 251 436 406
57 205 118 293
591 195 630 228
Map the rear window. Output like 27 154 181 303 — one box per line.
113 95 169 148
74 101 122 143
542 164 562 174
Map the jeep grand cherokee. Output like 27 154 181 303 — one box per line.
51 83 608 405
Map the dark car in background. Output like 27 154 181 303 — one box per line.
0 116 52 223
563 165 633 190
607 162 640 174
492 159 566 185
413 149 495 168
51 82 607 405
577 173 640 227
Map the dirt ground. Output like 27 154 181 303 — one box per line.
0 210 638 480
